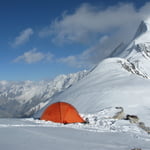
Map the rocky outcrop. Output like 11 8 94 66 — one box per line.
125 115 139 124
112 106 150 134
138 122 150 134
112 107 125 120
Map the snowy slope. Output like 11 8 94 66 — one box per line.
36 19 150 126
0 70 88 117
36 58 150 125
0 116 150 150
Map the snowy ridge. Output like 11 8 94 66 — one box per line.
125 43 150 77
115 20 150 78
117 58 149 79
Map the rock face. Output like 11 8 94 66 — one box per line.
138 122 150 134
112 107 125 120
125 115 139 124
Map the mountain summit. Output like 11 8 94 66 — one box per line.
117 19 150 78
133 19 150 40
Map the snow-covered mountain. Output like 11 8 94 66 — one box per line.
119 19 150 78
1 18 150 130
36 19 150 126
0 70 88 117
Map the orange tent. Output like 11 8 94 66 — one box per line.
40 102 85 124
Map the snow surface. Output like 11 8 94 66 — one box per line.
0 109 150 150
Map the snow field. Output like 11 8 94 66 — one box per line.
0 107 149 136
0 116 150 150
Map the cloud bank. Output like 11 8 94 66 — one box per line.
11 28 34 47
14 48 53 64
40 2 150 68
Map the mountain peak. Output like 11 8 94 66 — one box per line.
133 20 150 39
131 19 150 45
144 17 150 25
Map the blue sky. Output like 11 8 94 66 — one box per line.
1 0 150 81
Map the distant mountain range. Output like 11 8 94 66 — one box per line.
0 70 88 117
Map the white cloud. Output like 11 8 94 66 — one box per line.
14 48 53 64
12 28 34 47
39 3 143 44
59 56 80 68
40 2 150 67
